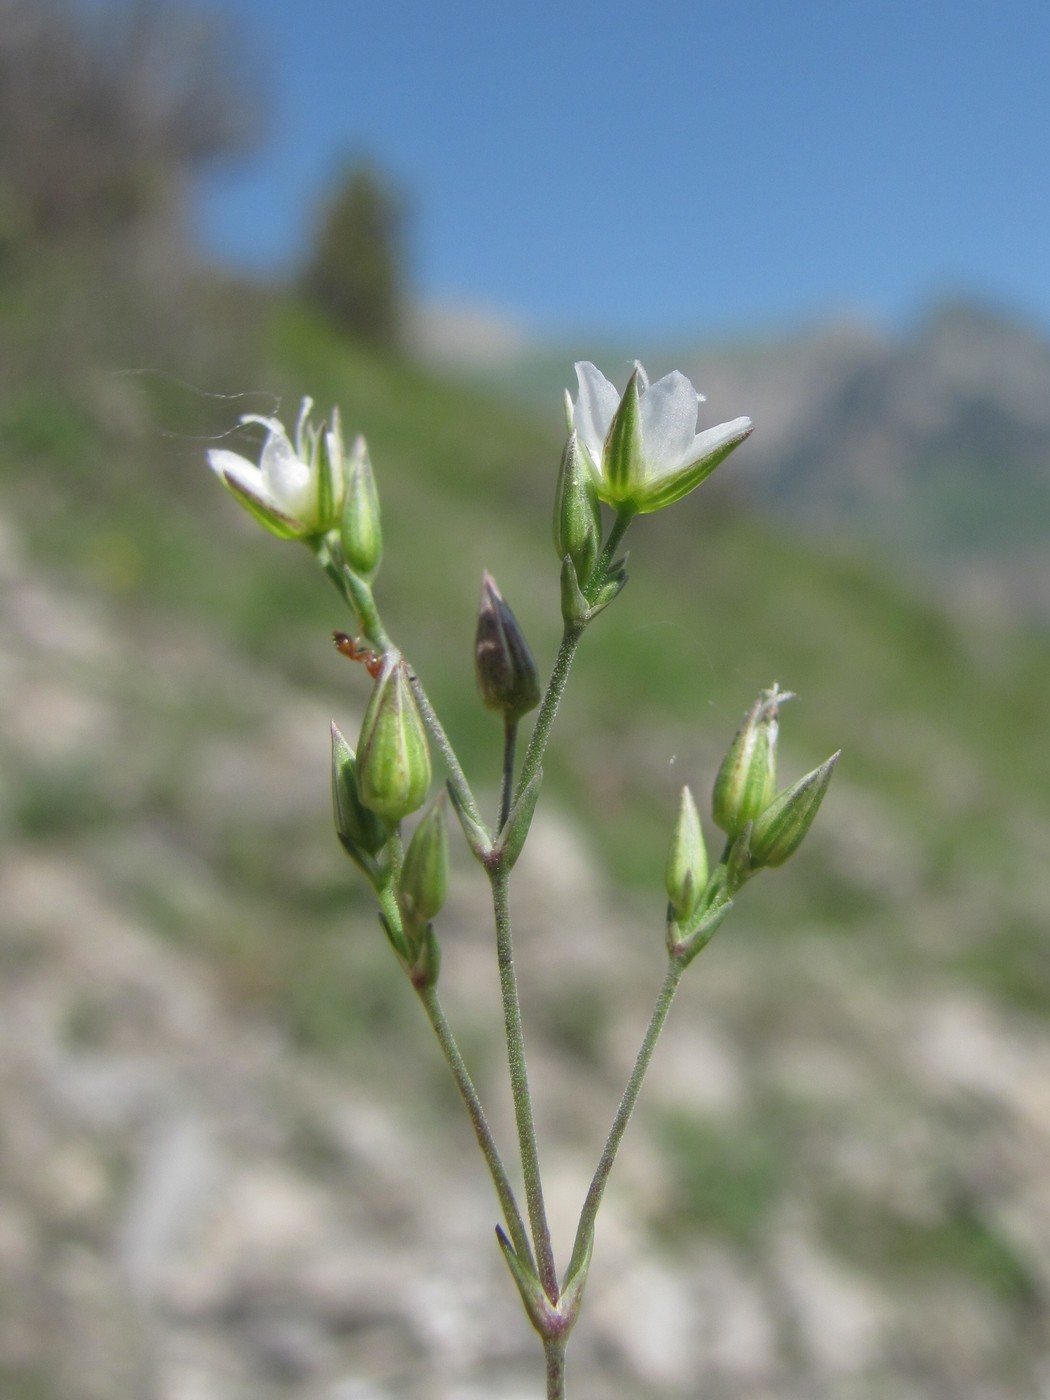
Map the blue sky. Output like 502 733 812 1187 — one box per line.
196 0 1050 342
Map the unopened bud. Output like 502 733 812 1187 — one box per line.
400 798 449 924
357 655 432 823
665 785 708 923
553 432 601 587
749 751 840 869
475 572 541 723
712 685 791 837
330 722 388 870
340 433 382 577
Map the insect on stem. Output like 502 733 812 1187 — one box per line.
333 630 383 680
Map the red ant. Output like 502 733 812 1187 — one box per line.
332 631 383 680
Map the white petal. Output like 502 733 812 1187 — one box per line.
638 370 702 473
208 448 267 495
572 362 621 466
686 416 753 465
259 425 312 514
207 448 287 510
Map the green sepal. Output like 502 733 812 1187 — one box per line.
312 416 336 535
712 687 788 838
553 431 601 587
331 723 390 882
496 1226 555 1337
750 751 840 869
341 433 382 578
724 823 754 895
357 655 432 823
601 367 643 504
399 797 449 924
665 785 707 924
446 780 493 865
497 769 543 870
560 554 590 624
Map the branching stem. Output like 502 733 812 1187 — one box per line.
570 958 684 1269
490 860 559 1302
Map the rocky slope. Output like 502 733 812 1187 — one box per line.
3 496 1050 1399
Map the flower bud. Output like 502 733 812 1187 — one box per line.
553 432 601 587
399 798 449 924
340 433 382 577
330 722 388 869
749 752 840 870
357 655 432 823
665 786 708 924
712 685 791 838
474 572 541 723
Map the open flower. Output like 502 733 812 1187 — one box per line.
567 361 752 515
207 398 344 539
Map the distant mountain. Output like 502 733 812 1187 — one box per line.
682 303 1050 562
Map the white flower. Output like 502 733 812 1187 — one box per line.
207 398 344 539
567 361 752 515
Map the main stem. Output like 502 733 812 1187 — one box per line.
491 861 559 1302
544 1336 567 1400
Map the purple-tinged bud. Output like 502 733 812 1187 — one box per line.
749 752 840 870
356 655 432 823
712 685 792 838
474 572 541 723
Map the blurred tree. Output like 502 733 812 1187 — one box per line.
0 0 262 385
0 0 258 259
302 162 407 352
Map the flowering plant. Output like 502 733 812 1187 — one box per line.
206 360 837 1398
